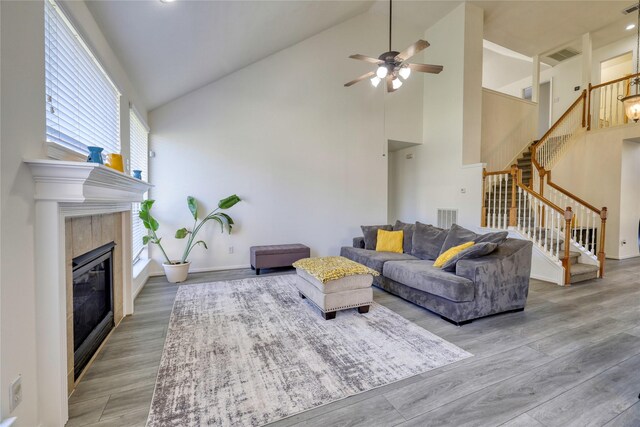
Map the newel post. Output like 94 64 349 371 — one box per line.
563 207 573 286
509 165 518 226
481 168 487 227
598 207 607 278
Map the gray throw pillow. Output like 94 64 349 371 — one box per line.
475 230 509 246
394 220 415 254
411 222 449 260
441 242 498 272
439 224 478 255
360 224 392 250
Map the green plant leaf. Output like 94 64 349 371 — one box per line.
142 235 151 245
218 212 234 225
218 194 241 210
194 240 208 250
141 199 155 211
175 227 189 239
209 215 224 233
187 196 198 220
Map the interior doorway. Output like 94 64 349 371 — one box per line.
538 81 551 138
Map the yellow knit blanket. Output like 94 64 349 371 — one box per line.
292 256 379 284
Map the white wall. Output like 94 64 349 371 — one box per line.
390 3 484 228
148 12 426 273
481 88 537 171
0 1 146 424
551 125 640 260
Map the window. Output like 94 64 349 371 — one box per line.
130 108 149 262
45 0 121 156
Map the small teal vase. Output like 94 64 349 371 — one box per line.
132 170 142 180
87 146 104 164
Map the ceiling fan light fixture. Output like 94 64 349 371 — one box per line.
376 66 388 79
370 76 381 87
399 66 411 80
392 78 402 90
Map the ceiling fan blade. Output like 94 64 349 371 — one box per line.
386 75 396 93
396 40 430 62
408 63 444 74
349 54 384 64
344 71 376 87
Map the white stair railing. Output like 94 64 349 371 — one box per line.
588 73 640 130
481 167 516 230
532 90 586 174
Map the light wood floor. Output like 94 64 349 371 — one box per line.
67 260 640 426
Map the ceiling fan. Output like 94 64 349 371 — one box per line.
344 0 443 93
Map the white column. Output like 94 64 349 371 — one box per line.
582 33 592 90
532 55 541 103
34 200 68 427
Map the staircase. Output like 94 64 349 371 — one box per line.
483 168 600 285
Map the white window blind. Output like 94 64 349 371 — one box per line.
130 109 149 262
45 0 121 156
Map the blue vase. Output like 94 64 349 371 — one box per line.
87 146 104 164
132 170 142 180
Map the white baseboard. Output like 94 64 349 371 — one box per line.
149 264 252 277
607 254 640 260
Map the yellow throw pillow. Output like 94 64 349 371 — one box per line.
376 229 404 253
433 241 475 268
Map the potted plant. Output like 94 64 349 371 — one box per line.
139 194 241 283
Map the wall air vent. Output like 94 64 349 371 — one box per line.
437 209 458 229
547 48 580 63
623 3 639 14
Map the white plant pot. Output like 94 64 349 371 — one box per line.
163 261 191 283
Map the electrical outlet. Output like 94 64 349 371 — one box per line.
228 246 234 254
9 375 22 412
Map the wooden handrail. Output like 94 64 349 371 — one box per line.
531 90 587 153
483 168 513 177
515 180 565 215
589 71 640 91
545 172 601 215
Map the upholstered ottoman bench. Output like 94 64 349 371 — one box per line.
292 256 378 320
250 244 310 275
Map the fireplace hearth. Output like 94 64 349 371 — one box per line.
72 241 116 378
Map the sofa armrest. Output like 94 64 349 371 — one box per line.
455 239 533 309
353 237 365 249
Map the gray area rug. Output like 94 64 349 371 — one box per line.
147 275 472 426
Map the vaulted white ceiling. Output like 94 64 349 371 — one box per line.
85 0 375 110
85 0 634 111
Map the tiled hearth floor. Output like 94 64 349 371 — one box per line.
67 260 640 426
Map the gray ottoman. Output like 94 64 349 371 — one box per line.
294 260 374 320
250 244 310 275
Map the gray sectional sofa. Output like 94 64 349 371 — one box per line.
340 222 533 325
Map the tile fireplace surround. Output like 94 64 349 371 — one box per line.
25 159 152 427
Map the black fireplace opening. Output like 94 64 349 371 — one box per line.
72 241 116 378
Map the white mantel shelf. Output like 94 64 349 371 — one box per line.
25 159 152 203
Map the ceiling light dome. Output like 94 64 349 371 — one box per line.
376 66 388 79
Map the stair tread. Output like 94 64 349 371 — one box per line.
570 263 599 275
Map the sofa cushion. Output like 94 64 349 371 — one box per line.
383 260 475 302
376 229 404 253
411 222 448 260
394 220 415 254
361 224 392 250
440 242 498 272
440 224 508 254
340 246 418 273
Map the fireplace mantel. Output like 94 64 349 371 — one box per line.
25 158 152 426
25 159 152 202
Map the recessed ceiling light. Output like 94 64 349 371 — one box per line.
160 0 176 3
627 23 636 30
